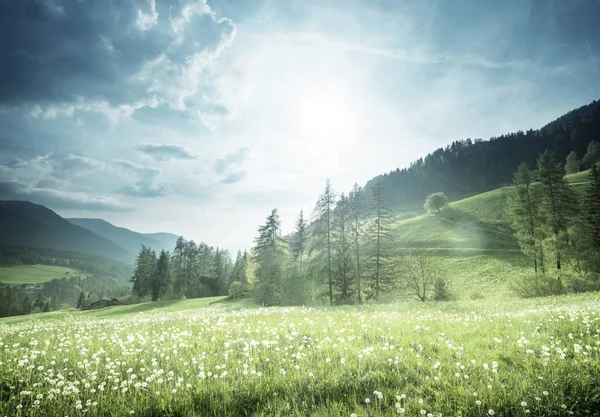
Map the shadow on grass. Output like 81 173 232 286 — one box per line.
82 300 183 318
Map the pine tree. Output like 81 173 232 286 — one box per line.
290 210 308 263
311 179 336 305
131 246 157 298
508 162 544 273
366 178 397 299
565 151 580 175
582 141 600 169
332 194 354 303
537 150 575 277
50 293 60 311
583 164 600 273
76 291 86 309
253 209 287 306
151 250 171 301
349 183 365 303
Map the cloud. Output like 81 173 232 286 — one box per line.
114 159 161 176
221 171 246 184
60 154 106 174
0 180 130 212
114 158 168 197
0 0 237 126
137 143 198 160
0 154 130 211
214 147 249 184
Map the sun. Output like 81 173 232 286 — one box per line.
295 88 355 139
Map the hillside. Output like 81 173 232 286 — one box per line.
68 218 179 255
365 99 600 209
390 169 592 298
0 201 132 262
0 264 84 284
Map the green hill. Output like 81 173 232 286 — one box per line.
0 264 85 284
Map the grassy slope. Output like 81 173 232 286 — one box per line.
0 264 84 284
393 186 528 299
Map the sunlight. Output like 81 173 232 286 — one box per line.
295 87 356 139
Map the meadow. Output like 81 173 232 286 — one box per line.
1 293 599 416
0 265 84 285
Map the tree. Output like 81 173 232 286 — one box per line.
290 209 308 263
151 250 171 301
76 291 86 309
253 209 287 306
508 162 544 273
366 178 397 299
583 164 600 274
332 194 354 304
50 293 61 311
424 192 449 214
349 183 365 303
400 251 443 302
131 246 157 298
537 150 575 276
311 179 336 305
565 151 580 175
582 141 600 169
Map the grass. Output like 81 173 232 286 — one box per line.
1 292 600 416
0 264 84 285
565 169 590 184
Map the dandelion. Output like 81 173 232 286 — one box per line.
365 398 371 404
488 410 495 416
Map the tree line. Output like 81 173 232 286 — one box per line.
508 150 600 294
366 100 600 209
130 239 251 301
251 179 449 307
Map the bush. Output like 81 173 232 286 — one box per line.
433 277 452 301
511 274 566 298
228 281 244 298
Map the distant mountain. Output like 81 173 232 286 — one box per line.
67 218 179 255
0 201 132 262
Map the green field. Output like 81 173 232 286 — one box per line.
0 264 84 284
1 293 600 416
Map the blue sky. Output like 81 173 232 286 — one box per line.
1 0 599 254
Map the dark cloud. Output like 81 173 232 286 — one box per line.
0 0 236 120
137 143 198 160
0 180 131 212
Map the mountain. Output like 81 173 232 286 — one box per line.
67 218 179 255
364 99 600 209
0 201 132 262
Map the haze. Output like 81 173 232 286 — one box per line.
1 0 599 252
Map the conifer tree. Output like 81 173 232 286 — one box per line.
584 164 600 273
311 179 336 305
131 246 157 298
366 177 397 299
508 162 544 273
565 151 580 175
537 150 575 276
290 209 308 263
332 193 354 303
151 250 171 301
349 183 365 303
253 209 287 306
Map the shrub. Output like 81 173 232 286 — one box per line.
433 277 452 301
229 281 244 298
511 274 566 298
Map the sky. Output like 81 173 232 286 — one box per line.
1 0 600 255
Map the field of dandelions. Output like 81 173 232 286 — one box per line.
1 293 600 417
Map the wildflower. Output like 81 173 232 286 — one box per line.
488 410 495 416
365 398 371 404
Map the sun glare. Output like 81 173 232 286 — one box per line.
295 88 355 139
